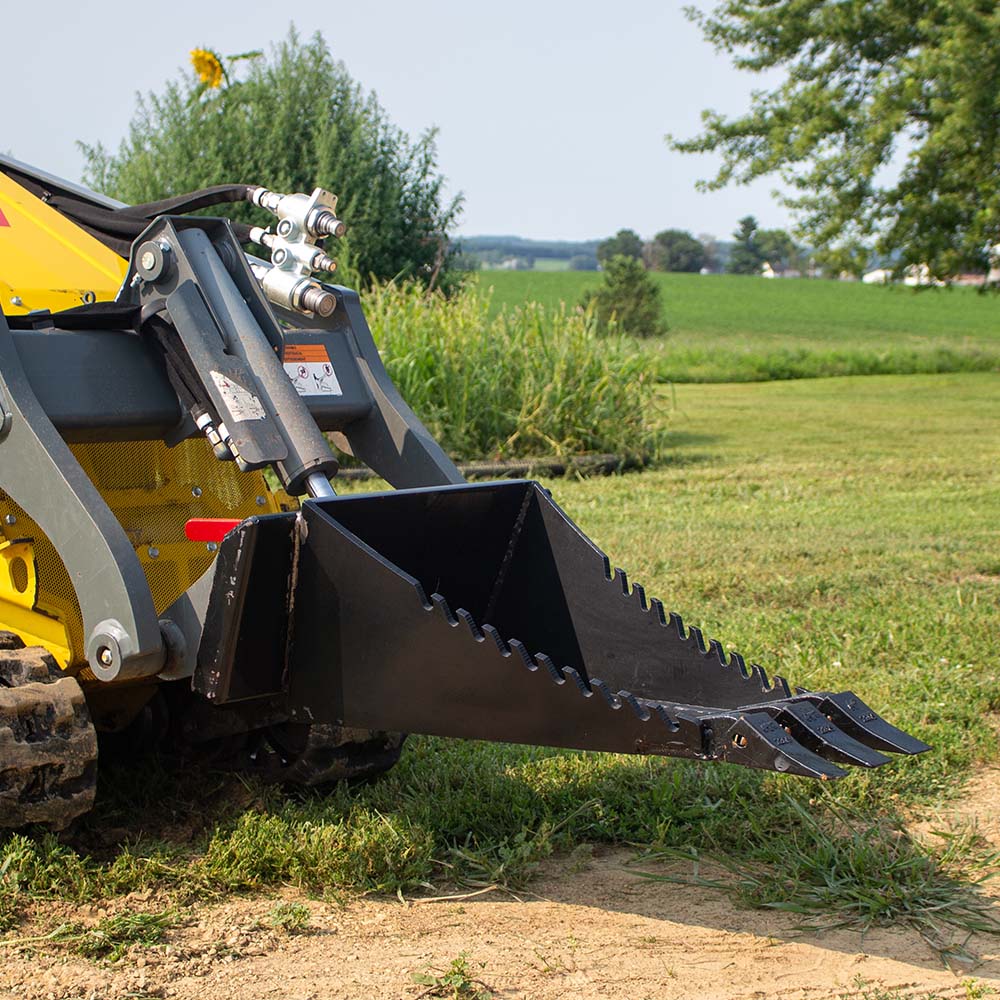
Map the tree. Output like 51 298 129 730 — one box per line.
80 30 462 285
648 229 706 272
596 229 644 266
581 255 667 338
670 1 1000 280
568 254 598 271
727 216 765 275
756 228 806 273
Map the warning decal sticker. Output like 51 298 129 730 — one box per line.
283 342 343 396
210 371 267 421
0 207 9 227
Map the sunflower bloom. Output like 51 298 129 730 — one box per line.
190 48 224 89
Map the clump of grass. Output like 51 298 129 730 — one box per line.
411 952 494 999
636 796 1000 961
265 901 310 933
364 280 662 462
0 893 19 935
70 910 176 962
0 910 176 963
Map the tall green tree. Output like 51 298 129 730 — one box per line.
670 1 1000 280
80 30 462 285
596 229 644 265
582 255 668 338
727 216 765 275
649 229 706 272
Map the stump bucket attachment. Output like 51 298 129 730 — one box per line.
198 480 929 780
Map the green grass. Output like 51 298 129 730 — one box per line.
2 374 999 952
476 271 1000 382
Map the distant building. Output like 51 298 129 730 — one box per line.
862 268 893 285
761 261 802 279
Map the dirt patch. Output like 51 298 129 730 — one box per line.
4 777 1000 1000
3 850 997 1000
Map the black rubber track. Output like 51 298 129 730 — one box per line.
0 633 98 829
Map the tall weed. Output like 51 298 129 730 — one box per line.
363 281 661 462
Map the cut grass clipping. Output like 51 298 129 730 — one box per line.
365 280 662 463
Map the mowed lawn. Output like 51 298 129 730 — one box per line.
5 373 998 943
477 271 1000 381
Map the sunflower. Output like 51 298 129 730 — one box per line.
190 48 224 89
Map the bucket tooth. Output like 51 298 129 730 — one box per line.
718 712 848 780
765 701 892 768
799 691 930 756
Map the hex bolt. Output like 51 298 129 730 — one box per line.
276 219 294 237
3 515 16 526
256 495 267 506
98 646 114 668
10 297 22 308
191 486 203 498
272 248 288 266
148 547 160 559
206 542 218 552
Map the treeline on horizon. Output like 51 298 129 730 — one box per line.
454 234 737 273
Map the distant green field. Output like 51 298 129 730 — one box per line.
475 271 1000 381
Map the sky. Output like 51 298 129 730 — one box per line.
5 0 794 243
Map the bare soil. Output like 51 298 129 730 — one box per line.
3 772 1000 1000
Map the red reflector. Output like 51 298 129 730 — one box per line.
185 518 242 543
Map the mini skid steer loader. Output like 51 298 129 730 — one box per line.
0 157 928 828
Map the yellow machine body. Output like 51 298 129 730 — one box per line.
0 172 127 315
0 175 290 671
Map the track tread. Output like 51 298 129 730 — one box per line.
0 634 97 829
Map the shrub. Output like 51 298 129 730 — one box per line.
582 255 667 338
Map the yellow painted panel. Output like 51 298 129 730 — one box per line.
0 172 127 315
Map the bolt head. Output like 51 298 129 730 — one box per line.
206 542 218 553
191 487 203 498
140 250 157 271
148 547 159 559
98 646 114 667
277 219 294 237
3 514 16 526
256 495 267 506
